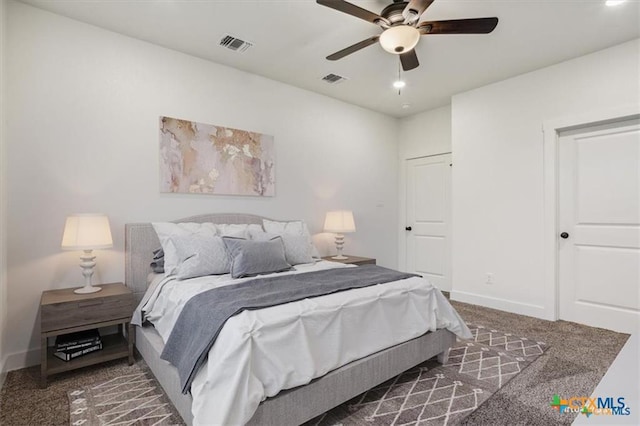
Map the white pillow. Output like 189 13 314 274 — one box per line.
171 233 230 280
262 219 321 258
151 222 217 276
215 223 264 238
251 231 315 265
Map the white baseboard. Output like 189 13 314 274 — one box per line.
4 348 40 372
451 290 547 319
0 355 7 390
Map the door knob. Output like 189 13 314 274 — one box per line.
405 226 412 231
560 232 569 239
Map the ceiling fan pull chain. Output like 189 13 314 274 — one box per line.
398 61 402 95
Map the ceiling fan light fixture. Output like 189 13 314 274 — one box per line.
379 25 420 54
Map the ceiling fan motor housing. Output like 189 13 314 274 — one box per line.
381 2 409 24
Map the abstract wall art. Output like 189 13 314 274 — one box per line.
159 116 275 196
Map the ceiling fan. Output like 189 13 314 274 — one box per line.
317 0 499 71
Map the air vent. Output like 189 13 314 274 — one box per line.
219 34 253 53
321 73 348 84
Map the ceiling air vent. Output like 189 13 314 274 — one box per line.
219 34 253 53
321 73 348 84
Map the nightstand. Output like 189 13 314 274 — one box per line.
321 255 376 266
40 282 134 387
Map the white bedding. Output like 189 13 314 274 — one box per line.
138 261 471 425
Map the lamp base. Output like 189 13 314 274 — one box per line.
331 255 349 260
75 249 101 294
74 285 102 294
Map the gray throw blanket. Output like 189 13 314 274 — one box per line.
161 265 418 393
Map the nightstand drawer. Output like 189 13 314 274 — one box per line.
41 294 132 332
321 255 376 266
352 258 376 266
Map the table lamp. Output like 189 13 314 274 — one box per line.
324 210 356 260
61 213 113 294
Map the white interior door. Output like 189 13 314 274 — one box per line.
406 154 452 291
558 119 640 334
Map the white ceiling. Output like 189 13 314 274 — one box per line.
18 0 640 117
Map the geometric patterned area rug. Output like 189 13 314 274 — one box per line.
67 324 546 426
67 369 183 426
306 324 547 426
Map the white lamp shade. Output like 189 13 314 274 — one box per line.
324 211 356 233
379 25 421 54
61 214 113 250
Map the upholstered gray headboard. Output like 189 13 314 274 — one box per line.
125 213 270 304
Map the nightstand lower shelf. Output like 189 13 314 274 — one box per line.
46 334 130 375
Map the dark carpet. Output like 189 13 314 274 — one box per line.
451 301 629 425
0 300 628 425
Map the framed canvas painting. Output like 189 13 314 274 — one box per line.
159 116 275 196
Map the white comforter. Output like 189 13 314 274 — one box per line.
138 261 471 425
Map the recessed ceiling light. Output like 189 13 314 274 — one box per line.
605 0 625 6
402 103 411 109
393 80 406 89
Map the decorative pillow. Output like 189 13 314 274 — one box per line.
215 224 264 238
250 231 315 265
262 219 321 258
171 233 230 280
222 236 292 278
150 248 165 273
151 222 217 276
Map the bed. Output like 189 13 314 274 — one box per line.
125 213 470 425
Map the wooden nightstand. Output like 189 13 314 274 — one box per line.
321 255 376 266
40 282 134 387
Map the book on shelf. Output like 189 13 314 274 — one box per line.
55 329 101 350
53 342 103 362
59 340 101 352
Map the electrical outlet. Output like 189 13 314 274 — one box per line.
485 273 494 285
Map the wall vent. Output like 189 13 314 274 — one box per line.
219 34 254 53
321 73 348 84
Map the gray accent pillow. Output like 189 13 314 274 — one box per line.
171 234 230 280
150 248 165 273
250 231 315 265
223 236 292 279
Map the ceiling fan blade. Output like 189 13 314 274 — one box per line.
400 50 420 71
418 17 499 34
317 0 388 27
327 35 381 61
403 0 435 23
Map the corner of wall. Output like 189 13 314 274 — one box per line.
0 0 8 390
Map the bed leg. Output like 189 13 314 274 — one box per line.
437 349 450 365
